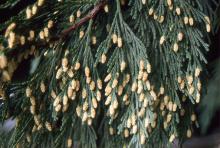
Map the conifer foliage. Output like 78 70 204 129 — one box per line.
0 0 214 147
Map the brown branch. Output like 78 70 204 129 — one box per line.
59 0 107 39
